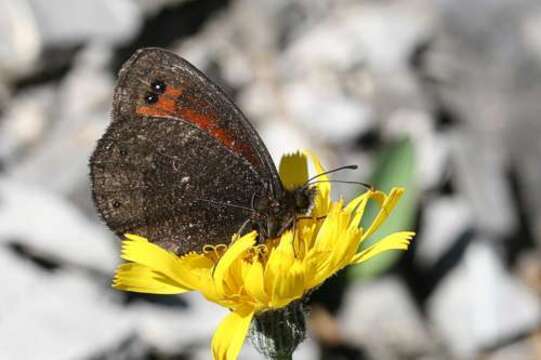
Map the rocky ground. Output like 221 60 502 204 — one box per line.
0 0 540 359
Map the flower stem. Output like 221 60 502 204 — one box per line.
273 354 293 360
249 302 306 360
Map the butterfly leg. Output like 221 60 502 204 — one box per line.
236 218 252 237
296 215 327 222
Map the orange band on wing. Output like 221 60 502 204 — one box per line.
178 107 258 166
137 86 183 117
136 87 258 166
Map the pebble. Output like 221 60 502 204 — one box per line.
427 240 541 359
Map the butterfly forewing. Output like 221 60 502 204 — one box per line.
90 48 283 254
113 48 281 193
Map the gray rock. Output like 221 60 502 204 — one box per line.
257 119 317 164
279 4 375 144
124 291 319 360
284 0 436 75
0 81 9 114
123 292 223 353
485 338 540 360
340 277 440 360
0 248 134 360
415 196 473 268
0 178 116 272
427 240 541 359
450 132 517 238
237 333 317 360
429 0 541 243
8 44 114 199
90 335 149 360
280 0 437 144
385 109 449 190
281 81 374 144
132 0 193 16
522 9 541 63
0 0 41 79
0 85 55 166
27 0 141 47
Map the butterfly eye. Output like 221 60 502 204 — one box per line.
151 80 166 94
144 92 159 104
112 200 121 209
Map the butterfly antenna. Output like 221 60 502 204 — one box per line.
303 165 358 187
309 179 373 190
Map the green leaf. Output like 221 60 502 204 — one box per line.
348 136 418 280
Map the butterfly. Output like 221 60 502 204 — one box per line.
89 48 317 255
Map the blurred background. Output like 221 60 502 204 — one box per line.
1 0 541 359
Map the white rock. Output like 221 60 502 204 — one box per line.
485 339 539 360
9 44 114 196
415 196 473 268
238 82 280 122
257 119 316 165
428 241 541 359
282 81 373 144
0 178 116 271
340 277 437 359
0 248 134 360
284 0 435 74
27 0 141 46
124 292 225 354
0 85 54 165
132 0 190 16
0 0 41 78
385 109 449 190
127 291 320 359
521 10 541 62
284 19 366 74
239 332 317 360
451 133 517 237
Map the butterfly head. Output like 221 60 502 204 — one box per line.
252 185 316 240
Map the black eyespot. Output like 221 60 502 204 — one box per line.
144 92 159 104
112 201 121 209
151 80 166 94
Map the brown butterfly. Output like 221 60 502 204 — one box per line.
90 48 315 255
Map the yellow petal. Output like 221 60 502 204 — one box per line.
181 252 215 269
212 308 254 360
305 207 361 285
310 203 347 254
362 188 405 241
120 234 198 290
295 218 318 255
279 151 309 191
270 261 305 308
345 191 371 228
113 263 190 294
244 260 269 305
264 232 295 295
263 232 306 307
214 232 257 296
304 150 331 216
303 249 334 290
181 255 217 299
351 231 414 264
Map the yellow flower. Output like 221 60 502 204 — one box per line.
113 151 414 360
